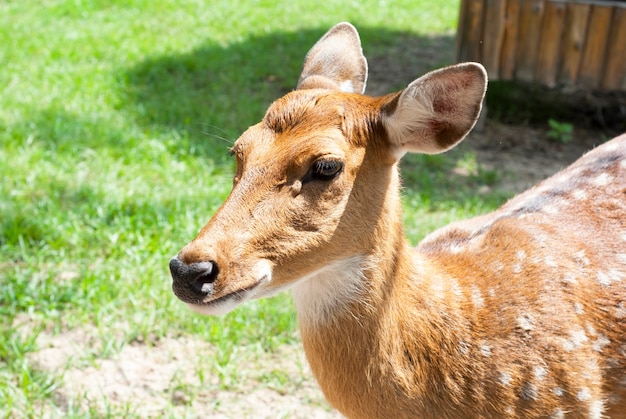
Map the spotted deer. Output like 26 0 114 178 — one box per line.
169 23 626 418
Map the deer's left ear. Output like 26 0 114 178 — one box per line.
382 63 487 156
297 22 368 94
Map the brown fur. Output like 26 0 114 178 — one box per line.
170 23 626 418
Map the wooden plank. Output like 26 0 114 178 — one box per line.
515 0 546 81
464 0 486 63
578 5 613 88
535 1 566 87
601 6 626 90
456 0 471 62
558 2 590 85
482 0 508 79
500 0 521 79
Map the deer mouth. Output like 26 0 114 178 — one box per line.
185 275 270 316
204 281 262 305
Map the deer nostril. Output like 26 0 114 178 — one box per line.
193 271 217 294
169 257 219 296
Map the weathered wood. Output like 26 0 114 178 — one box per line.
535 1 567 86
482 0 508 79
500 0 521 79
558 2 591 85
515 0 546 81
578 5 613 87
465 0 486 62
456 0 470 61
601 6 626 89
457 0 626 91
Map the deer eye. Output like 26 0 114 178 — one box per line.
311 159 343 181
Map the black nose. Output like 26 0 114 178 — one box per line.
169 256 219 299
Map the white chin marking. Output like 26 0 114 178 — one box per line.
187 300 239 316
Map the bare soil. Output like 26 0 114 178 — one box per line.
30 326 340 418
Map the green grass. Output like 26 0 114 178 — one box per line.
0 0 508 416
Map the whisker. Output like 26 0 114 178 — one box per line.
198 123 236 145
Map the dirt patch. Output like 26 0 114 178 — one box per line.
29 326 339 418
459 122 609 194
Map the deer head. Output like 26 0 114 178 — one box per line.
169 23 486 316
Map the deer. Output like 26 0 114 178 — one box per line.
169 22 626 418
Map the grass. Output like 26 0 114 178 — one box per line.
0 0 508 416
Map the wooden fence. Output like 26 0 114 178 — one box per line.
456 0 626 90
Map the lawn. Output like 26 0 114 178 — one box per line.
0 0 506 417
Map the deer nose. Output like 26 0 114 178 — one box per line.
169 256 219 298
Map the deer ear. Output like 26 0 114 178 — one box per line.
297 22 368 94
382 63 487 156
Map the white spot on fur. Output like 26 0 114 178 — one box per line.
589 399 604 419
586 323 597 336
597 269 624 287
471 286 484 309
450 278 464 299
577 387 591 401
544 255 558 268
574 250 590 266
572 189 587 200
553 387 564 397
563 328 588 351
500 372 512 386
574 302 584 315
610 269 624 282
480 344 492 357
562 272 578 284
543 204 560 215
459 341 470 355
552 409 565 419
605 142 621 153
597 270 611 286
621 159 626 170
292 255 369 327
591 172 612 187
449 243 465 254
517 314 535 331
593 334 610 352
617 254 626 264
512 250 526 274
533 365 547 381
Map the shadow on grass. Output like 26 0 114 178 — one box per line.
118 26 503 213
119 27 456 165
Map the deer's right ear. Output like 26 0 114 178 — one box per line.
382 63 487 157
297 22 368 94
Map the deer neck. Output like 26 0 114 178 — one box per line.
291 169 462 416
